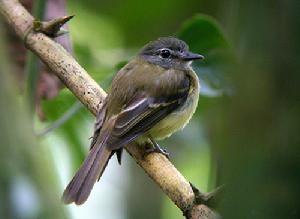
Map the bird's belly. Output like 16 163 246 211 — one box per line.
148 85 199 140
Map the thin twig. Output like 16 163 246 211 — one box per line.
36 101 82 137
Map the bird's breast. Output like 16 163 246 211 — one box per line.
147 70 200 140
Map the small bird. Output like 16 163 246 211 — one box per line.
62 37 204 205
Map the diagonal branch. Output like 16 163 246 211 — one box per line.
0 0 218 218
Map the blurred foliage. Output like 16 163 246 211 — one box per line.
24 0 46 112
41 90 89 167
0 23 67 219
209 1 300 219
178 14 235 97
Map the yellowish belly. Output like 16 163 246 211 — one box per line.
148 75 200 140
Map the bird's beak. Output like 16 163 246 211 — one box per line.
180 51 205 61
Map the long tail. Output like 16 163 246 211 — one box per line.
62 142 113 205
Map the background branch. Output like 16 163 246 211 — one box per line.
0 0 217 218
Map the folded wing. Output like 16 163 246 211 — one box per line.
106 83 190 150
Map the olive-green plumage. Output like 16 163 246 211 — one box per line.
62 37 203 205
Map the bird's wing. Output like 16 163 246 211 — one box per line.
106 84 190 150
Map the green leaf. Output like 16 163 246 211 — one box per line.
178 14 235 98
178 14 229 53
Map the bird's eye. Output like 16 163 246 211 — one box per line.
160 49 171 58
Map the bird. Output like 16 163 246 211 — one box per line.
62 37 204 205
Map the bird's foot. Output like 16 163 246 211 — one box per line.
145 146 170 159
143 137 170 159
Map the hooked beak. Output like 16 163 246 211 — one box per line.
180 51 205 61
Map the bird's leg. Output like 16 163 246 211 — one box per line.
144 137 170 158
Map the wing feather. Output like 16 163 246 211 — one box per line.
106 86 190 150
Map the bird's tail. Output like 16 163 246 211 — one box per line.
62 142 112 205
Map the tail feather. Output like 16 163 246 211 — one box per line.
62 143 112 205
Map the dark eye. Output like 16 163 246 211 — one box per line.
160 49 171 58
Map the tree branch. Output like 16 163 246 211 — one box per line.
0 0 217 218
